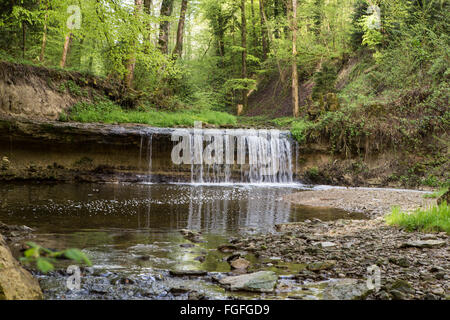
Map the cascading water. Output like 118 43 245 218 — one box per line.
138 128 295 184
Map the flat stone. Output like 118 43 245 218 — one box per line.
400 240 446 249
319 242 337 248
219 271 278 293
321 279 372 300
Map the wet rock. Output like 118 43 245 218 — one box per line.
194 256 206 263
188 291 207 300
230 258 250 270
169 287 190 296
217 244 238 253
321 279 372 300
1 157 10 170
219 271 278 293
307 260 336 271
180 243 195 248
400 240 446 249
0 235 43 300
169 270 208 277
180 229 204 243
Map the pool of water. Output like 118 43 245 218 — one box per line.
0 182 366 300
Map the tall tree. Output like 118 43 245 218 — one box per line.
259 0 268 60
291 0 299 117
241 0 248 110
125 0 143 88
158 0 174 54
39 0 49 62
172 0 188 58
60 33 72 68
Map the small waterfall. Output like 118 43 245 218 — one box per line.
171 128 294 184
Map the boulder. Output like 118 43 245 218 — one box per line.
229 258 250 270
219 271 278 293
0 234 43 300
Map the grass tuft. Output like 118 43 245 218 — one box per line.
386 202 450 234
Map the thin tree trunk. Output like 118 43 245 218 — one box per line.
143 0 153 51
259 0 268 60
158 0 174 54
241 0 248 110
291 0 299 118
172 0 188 58
22 22 26 59
125 0 143 88
250 0 257 51
39 0 49 62
60 33 72 68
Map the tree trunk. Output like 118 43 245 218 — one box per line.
22 21 26 59
125 0 143 88
158 0 174 54
241 0 248 110
172 0 188 58
143 0 153 51
259 0 268 60
60 33 72 68
39 0 49 62
291 0 299 118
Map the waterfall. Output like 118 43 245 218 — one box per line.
171 128 294 184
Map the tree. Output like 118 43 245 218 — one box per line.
125 0 143 88
241 0 248 110
291 0 299 117
259 0 268 60
172 0 188 58
158 0 174 54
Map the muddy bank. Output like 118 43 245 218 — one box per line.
284 188 435 218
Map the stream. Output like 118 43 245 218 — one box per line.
0 181 366 300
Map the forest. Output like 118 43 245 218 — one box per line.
0 0 449 303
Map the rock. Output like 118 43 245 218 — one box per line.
307 260 336 271
0 235 43 300
219 271 278 293
230 258 250 270
389 257 410 268
316 242 337 248
390 280 414 294
217 244 238 253
390 289 406 300
180 229 204 243
321 279 372 300
400 240 446 249
169 270 208 277
169 287 190 296
1 157 9 170
194 256 206 263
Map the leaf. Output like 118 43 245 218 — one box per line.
36 258 54 273
64 249 92 266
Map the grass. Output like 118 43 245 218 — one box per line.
386 202 450 234
63 101 237 127
423 187 448 199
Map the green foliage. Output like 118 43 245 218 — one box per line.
386 202 450 234
20 242 92 273
66 101 237 127
424 187 449 199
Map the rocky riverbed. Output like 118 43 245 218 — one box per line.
215 188 449 300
